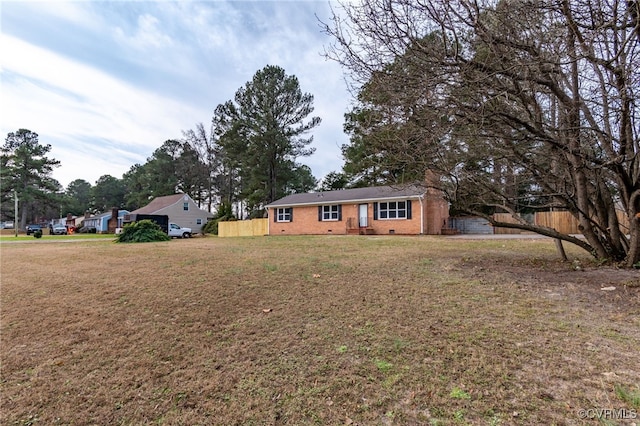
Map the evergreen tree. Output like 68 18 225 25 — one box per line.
214 65 321 216
93 175 126 212
1 129 60 227
64 179 93 216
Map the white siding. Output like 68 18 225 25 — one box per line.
153 195 212 233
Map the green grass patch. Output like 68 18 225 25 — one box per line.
450 387 471 400
374 359 393 373
0 233 115 242
615 384 640 408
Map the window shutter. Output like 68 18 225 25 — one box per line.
373 202 378 220
318 206 323 221
338 205 342 221
407 200 412 219
274 208 278 222
289 208 293 222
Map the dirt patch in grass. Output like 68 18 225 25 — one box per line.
1 236 638 425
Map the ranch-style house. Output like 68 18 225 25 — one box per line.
265 182 449 236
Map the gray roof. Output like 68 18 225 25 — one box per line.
266 184 428 208
131 194 185 214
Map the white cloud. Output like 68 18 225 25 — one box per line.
1 34 206 186
113 13 174 50
15 1 96 28
0 1 351 189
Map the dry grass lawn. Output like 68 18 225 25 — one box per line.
1 235 639 425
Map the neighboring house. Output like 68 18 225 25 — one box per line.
83 208 130 233
61 213 82 231
129 193 213 234
265 181 449 236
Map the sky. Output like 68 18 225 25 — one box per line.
0 0 353 189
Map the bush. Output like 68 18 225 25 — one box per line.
202 218 218 235
115 220 170 243
203 202 236 235
33 229 43 238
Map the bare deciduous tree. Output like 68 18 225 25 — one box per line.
182 123 219 211
323 0 640 266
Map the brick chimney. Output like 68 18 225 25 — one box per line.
424 169 439 187
423 169 449 234
108 207 120 233
66 213 75 229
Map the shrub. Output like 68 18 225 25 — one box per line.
203 202 236 235
33 229 43 238
202 218 218 235
115 220 170 243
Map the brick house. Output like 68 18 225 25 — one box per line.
265 182 449 236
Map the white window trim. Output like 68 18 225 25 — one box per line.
378 201 408 220
276 207 292 222
321 205 340 221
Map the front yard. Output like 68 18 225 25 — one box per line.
1 235 638 425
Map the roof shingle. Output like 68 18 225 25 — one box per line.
131 194 185 214
266 184 427 207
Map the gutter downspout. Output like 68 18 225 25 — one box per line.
418 194 425 235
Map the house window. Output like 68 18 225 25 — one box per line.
196 218 203 225
375 200 412 220
319 205 342 221
276 207 292 222
183 202 189 211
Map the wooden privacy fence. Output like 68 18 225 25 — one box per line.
492 213 525 234
218 218 268 237
493 210 630 234
533 211 581 234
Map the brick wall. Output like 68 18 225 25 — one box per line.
269 204 351 235
269 198 448 235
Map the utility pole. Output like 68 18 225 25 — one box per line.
14 190 18 237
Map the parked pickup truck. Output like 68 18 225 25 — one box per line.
168 223 191 238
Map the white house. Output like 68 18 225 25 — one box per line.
130 194 213 234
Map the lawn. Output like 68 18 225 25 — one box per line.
0 230 115 242
1 235 638 425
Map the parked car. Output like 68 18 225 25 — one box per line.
26 224 42 235
51 224 68 235
3 221 14 229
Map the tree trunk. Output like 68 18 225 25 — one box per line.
555 238 568 262
627 192 640 267
563 10 609 260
